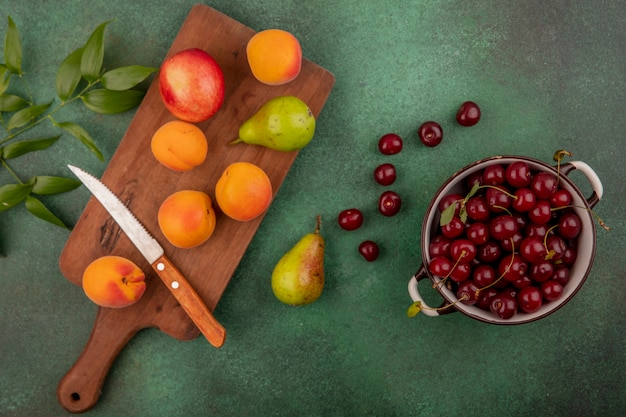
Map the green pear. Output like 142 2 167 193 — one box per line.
271 215 324 306
231 95 316 152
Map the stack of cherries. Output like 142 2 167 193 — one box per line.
430 161 582 319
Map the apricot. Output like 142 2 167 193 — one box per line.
151 120 208 171
82 256 146 308
157 190 217 248
215 162 273 221
246 29 302 85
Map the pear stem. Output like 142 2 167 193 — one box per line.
314 215 321 234
229 138 243 145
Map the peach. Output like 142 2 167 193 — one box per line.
246 29 302 85
215 162 273 221
159 48 225 123
157 190 217 248
151 120 208 171
82 256 146 308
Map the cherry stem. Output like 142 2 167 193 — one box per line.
551 204 610 231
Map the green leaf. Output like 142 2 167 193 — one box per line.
80 20 112 82
4 17 22 75
0 183 32 211
0 94 29 112
439 203 457 227
406 301 422 318
81 88 144 114
1 136 60 159
466 182 481 200
6 102 52 130
55 47 83 101
24 195 69 229
100 65 157 91
0 64 11 94
55 121 103 160
29 176 81 195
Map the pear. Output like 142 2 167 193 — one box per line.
271 215 324 305
231 95 316 152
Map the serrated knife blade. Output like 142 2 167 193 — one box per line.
68 164 226 348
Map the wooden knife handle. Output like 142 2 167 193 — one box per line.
152 255 226 348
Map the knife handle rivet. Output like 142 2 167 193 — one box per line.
156 262 165 271
171 281 180 289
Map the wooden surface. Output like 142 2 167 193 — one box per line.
56 4 334 413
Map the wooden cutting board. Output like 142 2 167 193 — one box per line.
56 4 335 413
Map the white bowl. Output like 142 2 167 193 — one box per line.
408 155 603 324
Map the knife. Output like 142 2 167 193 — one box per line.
68 165 226 348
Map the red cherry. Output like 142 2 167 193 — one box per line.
418 121 443 147
379 191 402 216
456 101 481 126
378 133 403 155
337 208 363 231
517 286 543 313
358 241 380 262
374 163 397 185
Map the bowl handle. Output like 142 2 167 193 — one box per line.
559 161 603 208
408 264 457 317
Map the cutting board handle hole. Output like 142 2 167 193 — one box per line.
70 392 81 402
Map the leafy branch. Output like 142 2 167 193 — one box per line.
0 17 157 229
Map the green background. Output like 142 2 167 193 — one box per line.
1 1 625 416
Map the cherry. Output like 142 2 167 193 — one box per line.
551 266 571 286
476 287 498 310
456 101 481 126
438 193 463 216
529 260 554 283
449 263 471 282
441 216 465 239
477 241 502 263
485 186 512 212
358 240 380 262
466 171 484 189
379 191 401 216
550 189 572 208
449 239 477 264
473 264 497 287
429 235 452 258
545 235 566 260
520 236 548 264
418 121 443 147
517 286 543 313
378 133 403 155
457 280 480 305
561 246 577 266
531 172 558 199
558 212 582 239
541 280 564 302
499 231 523 253
498 253 528 282
513 275 533 290
489 215 518 241
505 161 532 188
512 188 536 212
482 164 505 186
337 208 364 231
466 222 489 245
490 292 518 319
374 163 397 186
528 200 552 225
428 256 453 277
525 222 549 238
466 196 490 221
